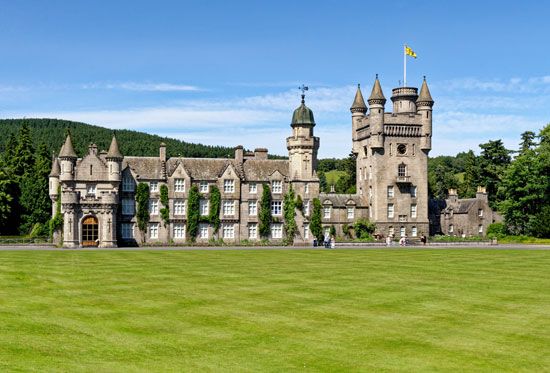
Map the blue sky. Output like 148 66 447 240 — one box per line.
1 0 549 157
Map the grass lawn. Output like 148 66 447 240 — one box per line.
325 170 347 186
0 249 549 372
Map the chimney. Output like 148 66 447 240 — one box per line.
235 145 244 164
159 142 166 162
476 186 488 202
254 148 268 160
447 188 458 204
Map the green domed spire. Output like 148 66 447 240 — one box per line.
291 94 315 126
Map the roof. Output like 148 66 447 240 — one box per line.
368 76 386 104
444 198 478 214
123 157 163 180
417 77 434 104
59 134 77 158
319 193 360 207
49 157 60 177
167 158 243 180
106 136 123 158
350 84 367 112
291 96 315 126
243 159 288 180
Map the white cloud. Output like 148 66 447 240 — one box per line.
81 82 200 92
434 75 550 94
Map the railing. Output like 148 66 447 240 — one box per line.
396 175 411 183
0 236 52 245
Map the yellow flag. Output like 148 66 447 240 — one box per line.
405 45 417 59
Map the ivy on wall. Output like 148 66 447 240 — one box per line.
259 184 272 239
186 185 200 242
136 182 150 234
208 185 221 234
159 184 170 227
310 198 323 241
283 186 297 245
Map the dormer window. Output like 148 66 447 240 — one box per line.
272 180 282 194
224 179 235 193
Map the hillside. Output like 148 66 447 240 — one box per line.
0 119 241 159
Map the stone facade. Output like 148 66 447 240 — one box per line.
49 75 497 247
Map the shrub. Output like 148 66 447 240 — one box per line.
487 222 507 238
353 218 375 239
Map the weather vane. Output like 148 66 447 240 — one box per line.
299 84 309 103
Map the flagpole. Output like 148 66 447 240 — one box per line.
403 44 407 87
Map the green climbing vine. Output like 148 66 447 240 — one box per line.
259 184 272 239
209 185 221 234
159 184 170 227
283 186 297 245
186 184 200 242
136 182 150 234
310 198 323 241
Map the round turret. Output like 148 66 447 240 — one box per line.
291 95 315 126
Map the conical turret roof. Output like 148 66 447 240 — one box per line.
59 134 77 158
350 84 367 112
368 75 386 104
49 157 60 177
291 95 315 126
106 135 123 159
417 77 434 104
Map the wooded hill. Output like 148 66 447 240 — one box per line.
0 119 241 159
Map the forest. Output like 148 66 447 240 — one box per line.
0 119 548 238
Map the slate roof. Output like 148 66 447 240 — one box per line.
417 78 434 104
243 159 288 180
368 76 386 103
123 157 163 180
106 136 123 158
444 198 478 214
49 157 60 177
59 135 77 158
350 84 367 112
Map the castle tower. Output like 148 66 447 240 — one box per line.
350 84 367 148
352 75 433 239
106 135 123 182
416 77 434 151
58 134 77 182
49 156 60 215
367 75 386 149
287 91 320 181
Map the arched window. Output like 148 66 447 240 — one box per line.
398 163 407 177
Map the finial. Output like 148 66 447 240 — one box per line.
298 84 308 104
376 73 378 79
357 83 360 88
423 75 426 81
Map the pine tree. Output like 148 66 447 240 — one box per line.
13 122 35 178
0 168 13 228
478 139 511 208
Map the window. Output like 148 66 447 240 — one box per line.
121 223 134 239
87 184 96 195
122 174 135 192
387 204 394 218
174 179 185 192
272 180 282 194
387 186 394 198
397 144 407 155
369 186 373 199
449 224 454 234
304 200 310 216
199 181 208 193
150 223 159 239
271 201 282 216
359 168 362 181
400 226 406 237
478 224 483 234
149 199 159 215
122 198 135 215
305 183 309 194
223 200 235 216
304 224 309 239
248 200 257 216
411 204 417 218
271 223 283 239
369 165 372 180
323 206 331 219
412 226 418 237
388 226 394 237
199 199 209 216
249 183 257 194
411 185 417 198
150 181 158 192
173 224 185 239
248 224 257 239
224 179 235 193
347 207 354 219
174 199 186 215
199 224 208 239
222 224 235 239
398 164 407 177
478 209 483 217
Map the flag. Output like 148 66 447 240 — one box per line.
405 45 417 59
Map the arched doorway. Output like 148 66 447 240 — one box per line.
82 216 99 247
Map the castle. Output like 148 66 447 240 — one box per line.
48 76 493 247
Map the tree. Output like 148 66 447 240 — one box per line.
283 186 297 245
429 164 458 199
310 198 323 241
459 150 480 198
353 218 376 239
0 168 13 228
12 122 35 178
186 185 200 242
318 171 327 193
478 139 511 208
519 131 537 153
258 184 272 238
136 183 150 236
